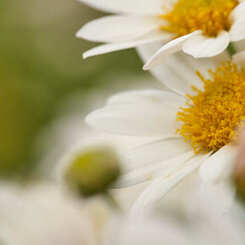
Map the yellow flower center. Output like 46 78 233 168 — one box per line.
177 62 245 153
160 0 238 37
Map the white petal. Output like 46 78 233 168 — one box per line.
138 44 228 95
83 31 171 58
143 31 201 70
114 151 194 188
199 145 236 183
127 137 191 170
105 217 190 245
200 181 236 214
77 15 162 43
230 17 245 42
232 50 245 65
107 90 185 107
131 155 206 215
86 91 180 136
183 31 230 58
79 0 166 15
230 2 245 21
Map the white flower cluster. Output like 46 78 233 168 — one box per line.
73 0 245 243
3 1 245 244
78 0 245 214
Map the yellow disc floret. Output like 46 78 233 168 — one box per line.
160 0 238 37
177 62 245 153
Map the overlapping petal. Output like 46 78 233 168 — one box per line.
114 151 194 188
183 31 230 58
230 17 245 42
138 44 228 95
86 90 183 136
77 15 162 43
131 154 207 215
83 31 171 58
143 31 201 69
126 137 192 170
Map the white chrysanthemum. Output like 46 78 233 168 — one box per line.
77 0 245 64
85 52 245 213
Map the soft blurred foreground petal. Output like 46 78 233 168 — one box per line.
0 184 97 245
200 181 236 214
199 145 236 183
233 50 245 65
104 216 190 245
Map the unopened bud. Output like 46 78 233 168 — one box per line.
64 145 121 197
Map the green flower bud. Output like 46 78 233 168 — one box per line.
64 146 121 197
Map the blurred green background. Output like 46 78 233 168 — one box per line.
0 0 145 177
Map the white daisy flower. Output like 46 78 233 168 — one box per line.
77 0 245 63
85 52 245 213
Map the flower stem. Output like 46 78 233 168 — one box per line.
104 191 121 211
227 43 237 58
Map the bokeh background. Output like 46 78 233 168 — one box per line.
0 0 155 178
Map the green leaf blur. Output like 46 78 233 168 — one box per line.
0 0 143 178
